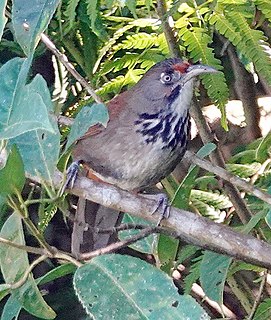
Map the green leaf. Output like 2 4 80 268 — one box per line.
66 103 109 150
242 210 267 234
265 209 271 229
176 19 229 119
255 133 271 162
157 234 179 274
200 251 232 304
254 298 271 320
73 254 209 319
0 58 54 140
1 296 21 320
177 245 199 264
119 214 156 254
37 263 77 286
85 0 108 39
10 74 60 182
12 0 60 55
226 162 261 178
0 283 11 302
0 213 56 319
0 145 25 196
184 256 202 294
229 261 264 276
125 0 138 18
0 0 7 40
172 143 216 209
63 0 80 33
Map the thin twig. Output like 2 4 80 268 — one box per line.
0 236 82 267
156 0 181 58
10 255 48 289
80 227 155 260
247 271 267 320
184 151 271 206
0 236 48 256
40 33 103 104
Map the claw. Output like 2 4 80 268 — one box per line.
140 192 171 226
60 161 81 195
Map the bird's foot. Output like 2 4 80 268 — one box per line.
60 161 81 195
140 193 171 226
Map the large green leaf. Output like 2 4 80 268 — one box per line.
0 213 56 319
12 0 60 55
10 75 60 182
0 58 54 140
73 254 209 319
11 118 60 182
0 145 25 196
66 103 109 150
200 251 232 304
0 0 7 41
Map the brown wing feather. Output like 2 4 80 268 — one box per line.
77 91 129 141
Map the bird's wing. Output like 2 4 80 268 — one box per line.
77 91 129 141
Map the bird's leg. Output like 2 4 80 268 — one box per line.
139 192 171 225
62 160 81 193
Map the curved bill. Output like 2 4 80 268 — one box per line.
180 64 218 86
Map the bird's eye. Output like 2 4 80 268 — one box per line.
160 73 173 84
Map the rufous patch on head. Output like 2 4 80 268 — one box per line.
172 61 190 73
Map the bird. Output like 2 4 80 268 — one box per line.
66 57 217 252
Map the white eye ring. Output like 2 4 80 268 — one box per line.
160 73 172 84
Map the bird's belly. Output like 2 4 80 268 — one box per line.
94 142 184 191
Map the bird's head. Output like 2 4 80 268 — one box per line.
137 58 217 104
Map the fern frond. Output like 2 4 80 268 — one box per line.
99 49 164 76
226 162 262 178
100 53 140 75
254 0 271 22
184 256 202 294
177 18 229 114
63 0 80 34
115 32 158 50
94 23 136 73
209 12 242 47
191 190 232 210
97 69 144 96
228 11 271 84
85 0 108 39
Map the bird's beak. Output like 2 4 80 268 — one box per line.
179 64 218 86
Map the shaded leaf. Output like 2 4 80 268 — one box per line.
157 234 179 274
73 254 209 319
0 213 56 319
200 251 232 304
1 296 21 320
12 0 60 55
10 75 60 182
0 145 25 196
0 0 7 41
37 263 77 286
0 59 54 140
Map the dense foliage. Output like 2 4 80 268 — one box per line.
0 0 271 319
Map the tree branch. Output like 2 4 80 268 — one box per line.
40 33 103 104
69 175 271 269
80 227 155 260
184 151 271 206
